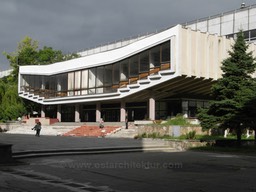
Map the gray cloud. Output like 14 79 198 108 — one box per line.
1 0 255 70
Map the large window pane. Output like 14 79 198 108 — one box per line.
113 63 120 84
161 41 170 63
34 75 40 90
60 74 68 91
104 65 112 86
44 76 50 90
140 51 149 72
96 66 104 94
56 74 67 97
96 66 104 87
56 75 62 92
81 69 88 95
68 72 74 96
120 60 129 81
74 71 81 95
130 55 139 77
89 68 96 94
49 76 55 91
150 46 160 68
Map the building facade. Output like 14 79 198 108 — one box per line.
18 5 256 123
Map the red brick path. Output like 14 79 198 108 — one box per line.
63 125 120 137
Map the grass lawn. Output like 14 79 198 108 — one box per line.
190 144 256 156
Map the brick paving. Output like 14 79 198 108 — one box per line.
62 125 120 137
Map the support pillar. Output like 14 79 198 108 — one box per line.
57 105 61 122
120 100 126 122
149 97 155 121
75 104 80 122
41 105 45 118
96 102 101 122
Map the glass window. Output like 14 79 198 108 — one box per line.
113 63 120 84
96 66 104 87
68 72 74 96
150 46 160 68
29 75 34 90
104 65 113 86
56 74 67 91
120 60 129 81
140 51 149 72
49 76 55 91
23 75 29 87
96 87 104 94
74 71 81 95
130 55 139 77
250 29 256 41
89 68 96 94
243 30 249 40
44 76 50 90
56 75 61 92
161 41 170 63
81 69 88 95
33 75 40 90
89 68 96 88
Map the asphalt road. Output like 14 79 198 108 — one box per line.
1 150 256 192
1 134 256 192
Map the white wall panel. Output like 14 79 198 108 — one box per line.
234 10 249 32
208 18 221 34
221 14 234 35
186 23 196 30
249 8 256 29
196 21 208 32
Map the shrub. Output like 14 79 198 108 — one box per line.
163 114 191 126
186 131 196 139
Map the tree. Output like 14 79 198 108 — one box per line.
1 36 80 121
0 81 26 121
4 36 80 83
198 31 256 146
3 36 39 83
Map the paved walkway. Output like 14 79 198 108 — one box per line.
0 133 167 154
5 123 137 138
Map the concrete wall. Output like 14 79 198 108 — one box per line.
137 125 208 137
178 27 256 79
185 5 256 38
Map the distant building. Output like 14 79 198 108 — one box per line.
18 4 256 122
0 69 12 79
184 3 256 43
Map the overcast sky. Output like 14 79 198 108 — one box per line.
0 0 255 70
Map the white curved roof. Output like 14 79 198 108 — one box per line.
19 25 180 75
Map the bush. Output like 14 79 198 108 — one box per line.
163 114 192 126
186 131 196 139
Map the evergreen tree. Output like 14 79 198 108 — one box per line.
198 31 256 146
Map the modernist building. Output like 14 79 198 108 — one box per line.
18 5 256 123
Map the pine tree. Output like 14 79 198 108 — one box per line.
198 31 256 146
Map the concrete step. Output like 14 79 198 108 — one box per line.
13 145 175 159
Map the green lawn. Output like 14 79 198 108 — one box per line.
190 145 256 155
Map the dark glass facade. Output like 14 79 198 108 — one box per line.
20 41 171 99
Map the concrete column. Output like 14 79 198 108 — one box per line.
41 105 45 118
57 105 61 122
96 102 101 122
149 97 155 121
120 100 126 122
75 104 80 122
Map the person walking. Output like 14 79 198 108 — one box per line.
32 122 42 137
